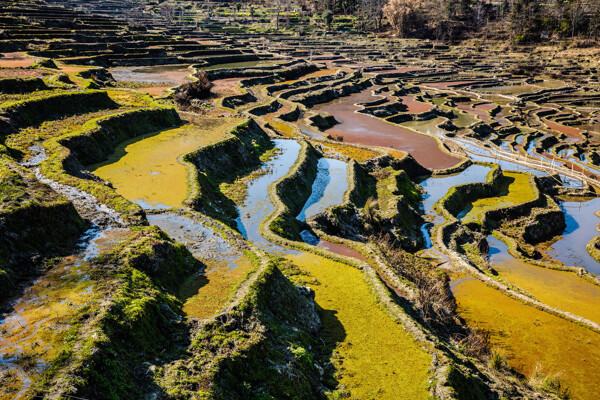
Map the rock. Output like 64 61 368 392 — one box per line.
296 286 316 300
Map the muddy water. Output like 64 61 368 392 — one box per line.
89 119 242 209
543 119 584 141
0 228 123 399
480 84 541 95
401 117 446 137
451 276 600 400
200 60 286 71
110 64 192 85
397 95 433 113
488 235 600 323
455 103 494 124
548 197 600 274
0 52 39 68
454 111 478 127
147 212 253 318
236 139 301 254
422 80 486 90
314 89 461 169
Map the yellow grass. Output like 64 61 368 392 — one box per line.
462 172 535 223
321 142 379 162
287 253 431 400
179 256 254 319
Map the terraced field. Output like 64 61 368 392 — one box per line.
3 1 600 399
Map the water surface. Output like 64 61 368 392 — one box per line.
548 197 600 274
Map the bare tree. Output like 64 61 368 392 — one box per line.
160 3 175 25
383 0 421 36
569 0 586 38
361 0 386 31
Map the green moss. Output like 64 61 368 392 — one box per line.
36 227 199 400
97 226 200 292
157 260 326 399
2 90 118 130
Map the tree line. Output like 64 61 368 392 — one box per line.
294 0 600 42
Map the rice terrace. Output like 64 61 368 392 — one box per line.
3 0 600 398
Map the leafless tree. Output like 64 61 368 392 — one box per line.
383 0 422 36
569 0 586 38
361 0 387 31
160 3 175 25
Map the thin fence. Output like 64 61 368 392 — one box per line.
454 139 600 188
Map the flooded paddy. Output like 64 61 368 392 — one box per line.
0 52 39 68
459 171 535 223
397 95 433 113
297 158 348 222
419 164 492 247
89 119 243 209
296 157 363 259
288 253 431 400
110 64 193 97
110 64 193 85
455 102 494 124
147 212 254 318
401 117 447 137
320 142 380 162
314 89 461 169
0 228 122 399
452 276 600 400
420 164 493 214
478 84 541 95
488 235 600 324
236 139 301 254
543 119 584 141
455 139 550 176
547 197 600 274
200 59 287 71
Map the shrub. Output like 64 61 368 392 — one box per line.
488 351 509 371
174 70 213 110
529 362 570 399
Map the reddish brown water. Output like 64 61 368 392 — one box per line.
422 80 484 89
317 240 367 261
0 68 43 78
314 89 460 169
398 95 433 113
455 102 494 124
543 119 584 140
212 78 244 97
380 67 430 74
0 52 38 68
